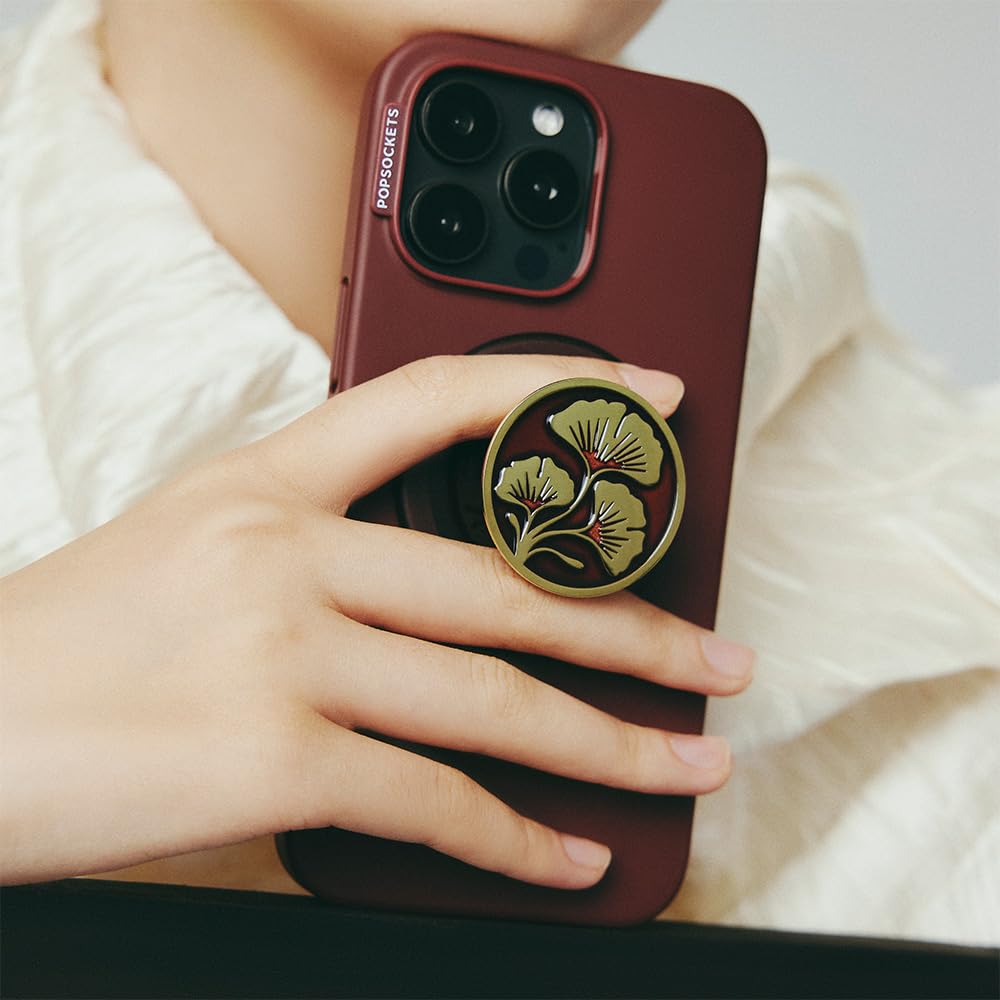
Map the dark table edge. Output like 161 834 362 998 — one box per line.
3 878 998 999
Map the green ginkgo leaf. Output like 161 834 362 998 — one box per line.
494 456 575 514
549 398 663 485
582 480 647 576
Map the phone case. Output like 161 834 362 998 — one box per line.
277 32 766 925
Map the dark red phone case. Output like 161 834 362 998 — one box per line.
277 33 766 925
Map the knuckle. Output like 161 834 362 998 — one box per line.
418 759 553 883
165 490 323 637
614 721 657 786
544 353 619 383
422 763 478 839
191 493 312 588
472 652 531 727
246 607 314 670
608 593 687 682
173 472 295 550
212 496 297 547
500 813 540 878
398 356 462 406
546 353 589 379
484 549 546 626
661 617 702 686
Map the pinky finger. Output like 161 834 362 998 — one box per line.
289 719 612 890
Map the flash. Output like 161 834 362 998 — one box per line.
532 103 564 137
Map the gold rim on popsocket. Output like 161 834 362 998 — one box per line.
481 378 685 598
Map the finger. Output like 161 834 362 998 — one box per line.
325 518 754 696
255 355 683 509
311 618 731 797
292 717 613 889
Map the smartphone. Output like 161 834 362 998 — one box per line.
276 32 766 925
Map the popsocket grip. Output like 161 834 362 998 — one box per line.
482 378 685 598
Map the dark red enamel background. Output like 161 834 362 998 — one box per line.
485 382 681 592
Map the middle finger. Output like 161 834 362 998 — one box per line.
323 518 753 696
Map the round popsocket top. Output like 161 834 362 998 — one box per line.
481 378 685 598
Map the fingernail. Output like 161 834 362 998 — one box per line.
700 632 755 680
561 833 612 873
669 734 730 770
619 366 684 408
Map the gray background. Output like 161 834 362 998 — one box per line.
624 0 999 387
4 0 997 385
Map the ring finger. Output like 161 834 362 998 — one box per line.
313 617 731 796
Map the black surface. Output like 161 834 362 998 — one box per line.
2 879 997 999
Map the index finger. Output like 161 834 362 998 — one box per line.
254 355 683 509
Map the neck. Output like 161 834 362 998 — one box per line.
102 1 369 357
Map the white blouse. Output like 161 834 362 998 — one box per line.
2 0 998 945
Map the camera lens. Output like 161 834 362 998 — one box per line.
420 81 500 163
408 184 489 264
502 149 581 230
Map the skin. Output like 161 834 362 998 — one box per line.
0 2 754 891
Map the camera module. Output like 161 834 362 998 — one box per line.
401 68 598 290
502 149 581 230
420 81 500 163
407 183 489 265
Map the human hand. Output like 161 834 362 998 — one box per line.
0 355 752 889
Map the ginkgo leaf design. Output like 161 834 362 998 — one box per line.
581 480 647 576
549 398 663 485
494 456 575 514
